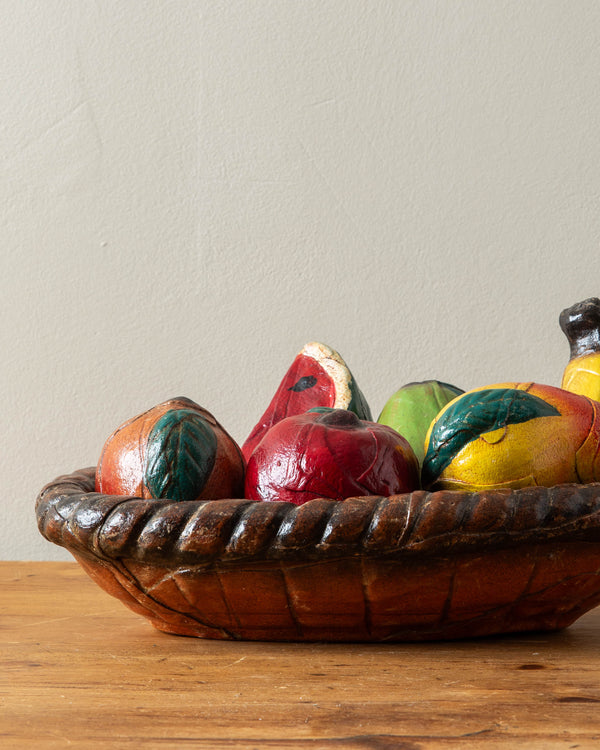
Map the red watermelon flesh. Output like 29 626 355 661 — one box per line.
241 342 371 462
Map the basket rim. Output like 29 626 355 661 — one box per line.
35 467 600 567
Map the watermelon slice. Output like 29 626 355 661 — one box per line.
241 342 372 461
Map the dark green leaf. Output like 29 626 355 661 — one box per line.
145 409 217 501
421 388 561 487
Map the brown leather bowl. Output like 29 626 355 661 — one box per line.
36 468 600 641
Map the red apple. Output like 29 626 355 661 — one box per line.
244 407 420 504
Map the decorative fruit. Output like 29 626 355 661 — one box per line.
245 407 420 505
422 382 600 491
96 397 245 501
560 297 600 401
377 380 463 465
241 342 371 461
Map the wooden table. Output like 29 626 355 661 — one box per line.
2 561 600 749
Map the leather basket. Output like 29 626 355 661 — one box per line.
36 468 600 641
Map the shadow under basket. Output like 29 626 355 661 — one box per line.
35 468 600 642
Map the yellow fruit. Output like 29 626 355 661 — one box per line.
562 352 600 401
422 382 600 491
560 297 600 401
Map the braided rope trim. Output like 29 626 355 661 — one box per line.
36 468 600 566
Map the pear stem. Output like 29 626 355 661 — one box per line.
559 298 600 360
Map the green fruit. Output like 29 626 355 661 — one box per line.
377 380 464 465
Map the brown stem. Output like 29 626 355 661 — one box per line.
559 297 600 360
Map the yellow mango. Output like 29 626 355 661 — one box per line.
422 382 600 491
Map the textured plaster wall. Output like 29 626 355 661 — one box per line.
2 1 600 560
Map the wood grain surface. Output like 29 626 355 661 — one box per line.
2 561 600 749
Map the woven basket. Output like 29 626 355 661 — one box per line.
36 468 600 641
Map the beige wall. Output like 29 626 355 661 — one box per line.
3 1 599 559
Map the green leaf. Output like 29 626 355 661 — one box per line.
145 409 217 501
421 388 561 486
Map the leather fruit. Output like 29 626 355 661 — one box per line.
245 407 420 505
560 297 600 402
422 382 600 491
241 342 371 462
96 396 245 501
378 380 463 465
